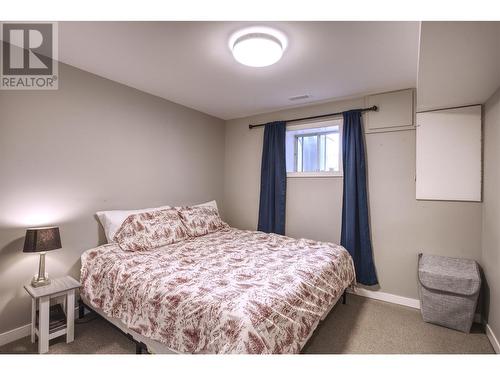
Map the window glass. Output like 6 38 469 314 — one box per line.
285 120 343 176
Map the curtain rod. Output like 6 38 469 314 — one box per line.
248 105 378 129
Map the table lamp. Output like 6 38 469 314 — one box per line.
23 226 62 287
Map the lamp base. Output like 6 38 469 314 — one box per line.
31 252 50 288
31 273 50 288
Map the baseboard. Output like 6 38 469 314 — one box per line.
0 323 31 347
485 323 500 354
0 305 89 347
347 287 421 309
348 288 484 325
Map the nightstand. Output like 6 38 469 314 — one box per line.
24 276 81 354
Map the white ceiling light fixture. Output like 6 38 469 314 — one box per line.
229 27 287 68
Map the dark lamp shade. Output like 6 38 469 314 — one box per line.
23 227 62 253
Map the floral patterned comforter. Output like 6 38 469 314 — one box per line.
80 228 355 354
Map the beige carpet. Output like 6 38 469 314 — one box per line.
0 295 494 354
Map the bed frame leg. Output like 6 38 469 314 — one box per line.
80 302 148 355
342 291 347 305
78 299 85 319
136 342 143 354
135 341 148 354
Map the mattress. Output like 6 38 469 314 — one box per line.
80 227 355 354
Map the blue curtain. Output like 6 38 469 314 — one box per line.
341 110 378 285
257 121 287 235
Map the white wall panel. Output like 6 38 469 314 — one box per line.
416 105 482 201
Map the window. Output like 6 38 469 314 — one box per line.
286 119 343 177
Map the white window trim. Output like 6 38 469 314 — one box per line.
286 117 342 131
287 171 343 178
286 118 344 178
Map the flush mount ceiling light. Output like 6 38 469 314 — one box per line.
229 27 287 67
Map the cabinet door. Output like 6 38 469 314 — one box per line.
365 89 414 132
416 105 482 201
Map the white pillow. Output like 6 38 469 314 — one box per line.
96 205 170 243
193 200 218 210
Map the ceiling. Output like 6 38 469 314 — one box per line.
417 22 500 111
58 22 420 120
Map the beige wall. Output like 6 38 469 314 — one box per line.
0 62 492 340
0 63 225 334
224 95 482 300
483 87 500 342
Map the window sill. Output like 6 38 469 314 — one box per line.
287 172 343 178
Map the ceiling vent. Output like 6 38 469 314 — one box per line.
288 94 310 101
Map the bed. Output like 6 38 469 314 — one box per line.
80 226 355 354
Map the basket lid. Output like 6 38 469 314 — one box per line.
418 254 481 296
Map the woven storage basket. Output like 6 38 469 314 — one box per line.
418 253 481 333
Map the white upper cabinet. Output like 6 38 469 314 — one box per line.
416 105 482 202
365 89 415 133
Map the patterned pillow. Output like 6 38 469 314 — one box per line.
113 208 189 251
178 206 228 237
